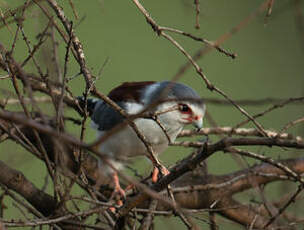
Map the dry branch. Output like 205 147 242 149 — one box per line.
0 1 303 229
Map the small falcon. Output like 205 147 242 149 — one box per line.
78 81 206 197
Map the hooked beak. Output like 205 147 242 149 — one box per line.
193 117 203 131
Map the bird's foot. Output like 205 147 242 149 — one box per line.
125 183 136 193
110 172 126 200
109 172 125 213
152 165 170 183
109 199 123 213
111 185 126 201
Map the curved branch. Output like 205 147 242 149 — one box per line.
0 160 56 216
224 157 304 196
155 157 304 210
217 198 278 229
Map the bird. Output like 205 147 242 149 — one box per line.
78 81 206 198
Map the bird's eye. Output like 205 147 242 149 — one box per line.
179 104 190 112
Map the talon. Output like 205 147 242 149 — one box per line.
152 165 170 183
161 166 170 176
108 172 125 213
112 185 126 200
125 183 135 193
152 166 159 183
111 172 126 200
109 206 116 213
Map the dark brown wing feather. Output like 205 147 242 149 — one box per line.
91 81 155 131
108 81 155 103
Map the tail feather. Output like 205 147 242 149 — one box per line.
77 96 99 116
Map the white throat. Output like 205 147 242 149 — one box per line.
153 102 184 142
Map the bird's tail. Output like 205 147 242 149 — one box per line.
77 96 98 116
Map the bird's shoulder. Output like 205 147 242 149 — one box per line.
92 81 159 131
108 81 156 104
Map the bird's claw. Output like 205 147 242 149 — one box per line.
109 199 123 213
110 185 126 201
125 183 136 193
152 165 170 183
110 172 126 200
108 172 126 213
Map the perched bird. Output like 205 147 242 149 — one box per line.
78 81 206 197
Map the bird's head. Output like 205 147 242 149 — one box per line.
153 99 205 131
176 101 205 129
145 81 206 131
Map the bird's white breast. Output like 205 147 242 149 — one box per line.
95 117 181 162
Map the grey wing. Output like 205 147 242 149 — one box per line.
91 100 125 131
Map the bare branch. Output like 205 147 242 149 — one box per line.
0 160 57 217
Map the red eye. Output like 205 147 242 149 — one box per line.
179 104 190 112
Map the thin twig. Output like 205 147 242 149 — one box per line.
138 199 158 230
131 0 267 137
194 0 200 29
173 0 271 79
280 116 304 133
234 96 304 129
263 184 304 228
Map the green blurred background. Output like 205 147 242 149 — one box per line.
0 0 303 229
